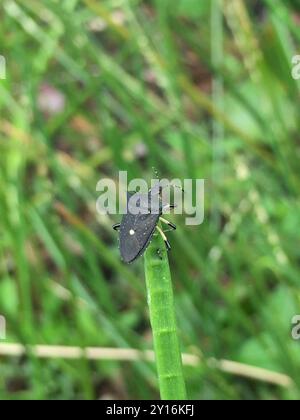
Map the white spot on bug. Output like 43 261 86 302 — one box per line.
129 229 135 236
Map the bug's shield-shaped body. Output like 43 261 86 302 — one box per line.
119 192 161 264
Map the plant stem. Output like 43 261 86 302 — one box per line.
211 0 224 230
144 226 187 400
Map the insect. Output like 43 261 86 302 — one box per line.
113 182 180 264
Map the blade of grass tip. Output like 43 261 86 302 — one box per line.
144 224 187 400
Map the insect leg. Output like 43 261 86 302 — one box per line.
112 223 121 231
170 183 185 193
162 204 177 212
156 226 171 251
160 217 176 231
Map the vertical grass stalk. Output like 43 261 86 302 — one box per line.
144 226 187 400
211 0 224 230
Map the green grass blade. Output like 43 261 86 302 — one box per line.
144 226 187 400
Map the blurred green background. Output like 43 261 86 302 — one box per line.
0 0 300 400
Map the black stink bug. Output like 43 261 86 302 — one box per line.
113 182 179 264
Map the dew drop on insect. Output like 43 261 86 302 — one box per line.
129 229 135 236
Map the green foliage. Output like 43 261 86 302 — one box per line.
0 0 300 400
174 0 209 18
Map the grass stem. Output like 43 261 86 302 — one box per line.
144 226 187 400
